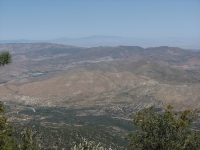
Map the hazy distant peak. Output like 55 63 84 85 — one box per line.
0 36 200 49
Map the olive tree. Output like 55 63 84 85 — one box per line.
126 105 200 150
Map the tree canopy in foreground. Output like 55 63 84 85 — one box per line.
126 105 200 150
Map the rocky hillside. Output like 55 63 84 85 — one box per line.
0 43 200 149
0 43 200 83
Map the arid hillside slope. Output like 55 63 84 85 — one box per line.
0 43 200 118
0 43 200 149
1 70 200 118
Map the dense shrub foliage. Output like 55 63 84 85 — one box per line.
126 105 200 150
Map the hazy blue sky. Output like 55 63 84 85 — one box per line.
0 0 200 40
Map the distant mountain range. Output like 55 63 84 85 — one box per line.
0 36 200 49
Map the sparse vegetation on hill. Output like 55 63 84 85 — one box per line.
1 98 200 149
